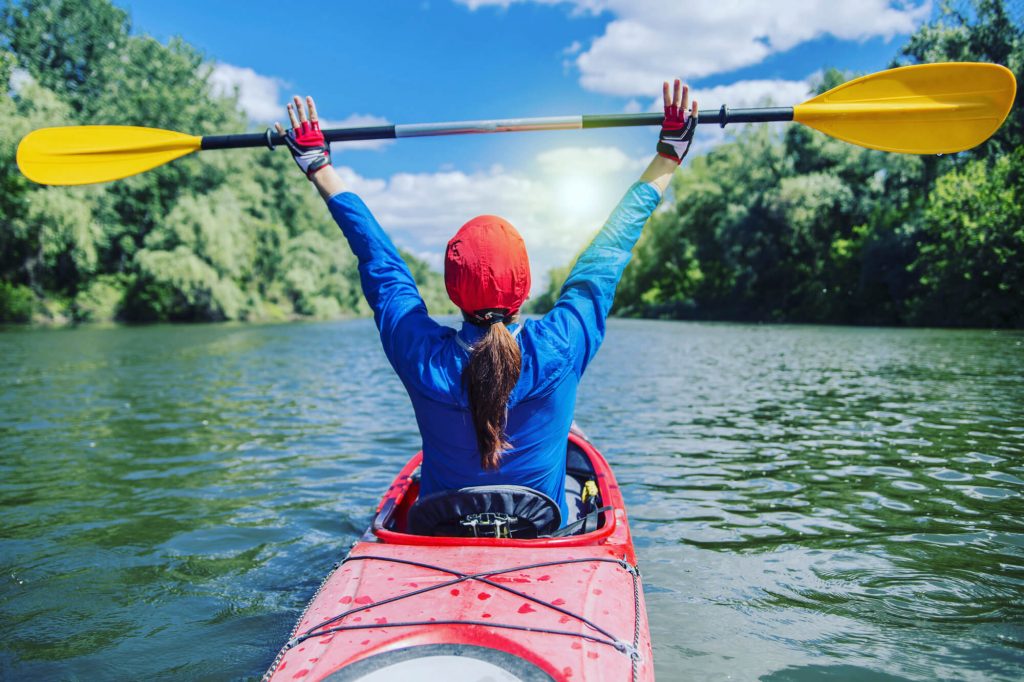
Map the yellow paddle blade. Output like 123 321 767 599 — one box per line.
793 62 1016 154
17 125 202 186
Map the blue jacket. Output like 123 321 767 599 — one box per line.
328 181 662 525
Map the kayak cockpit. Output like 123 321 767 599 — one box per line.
410 484 563 538
368 429 619 546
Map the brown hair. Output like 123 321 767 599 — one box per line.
464 319 522 470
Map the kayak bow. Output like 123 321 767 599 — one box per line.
264 428 653 682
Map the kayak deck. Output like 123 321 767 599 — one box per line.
265 430 652 681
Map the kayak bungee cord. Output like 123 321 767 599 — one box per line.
299 554 638 643
298 555 638 651
264 554 643 680
629 548 642 682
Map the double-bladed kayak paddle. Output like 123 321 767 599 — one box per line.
16 62 1017 187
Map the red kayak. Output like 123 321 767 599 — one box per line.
264 427 653 681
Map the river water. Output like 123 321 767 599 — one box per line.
1 318 1022 680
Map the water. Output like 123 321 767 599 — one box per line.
1 318 1022 681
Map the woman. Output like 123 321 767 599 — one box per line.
275 81 697 527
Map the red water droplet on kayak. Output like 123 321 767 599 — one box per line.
308 658 318 663
559 616 571 624
538 575 551 581
292 670 309 679
517 603 536 614
478 592 491 600
482 613 492 618
360 640 370 646
340 596 352 604
404 582 419 587
279 661 287 671
318 635 333 644
355 596 373 604
552 598 566 606
429 617 436 622
563 666 573 677
587 652 599 659
592 588 602 595
353 617 362 622
450 588 460 596
571 641 582 650
374 617 387 624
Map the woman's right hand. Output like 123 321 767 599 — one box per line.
275 95 332 180
656 79 698 164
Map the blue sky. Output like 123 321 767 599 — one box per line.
115 0 934 282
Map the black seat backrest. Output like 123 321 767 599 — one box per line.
408 485 562 539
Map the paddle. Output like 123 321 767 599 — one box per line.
16 62 1017 187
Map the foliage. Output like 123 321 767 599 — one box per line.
73 274 122 322
531 0 1022 328
0 0 449 324
0 280 34 321
908 148 1024 326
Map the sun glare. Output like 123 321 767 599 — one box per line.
552 174 605 222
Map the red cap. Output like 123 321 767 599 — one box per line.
444 215 531 319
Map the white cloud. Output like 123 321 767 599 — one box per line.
623 98 642 114
635 77 814 112
208 63 286 122
322 114 395 151
456 0 606 11
582 1 928 95
699 78 814 156
691 78 814 110
456 0 929 96
536 145 645 175
208 62 392 151
8 67 33 94
626 76 814 156
335 144 649 289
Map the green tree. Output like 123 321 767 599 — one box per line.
0 0 129 114
908 148 1024 326
1 0 459 325
583 3 1022 328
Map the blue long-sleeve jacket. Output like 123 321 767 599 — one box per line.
328 181 662 525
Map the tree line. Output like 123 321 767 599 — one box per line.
531 0 1023 328
0 0 453 323
2 1 1020 328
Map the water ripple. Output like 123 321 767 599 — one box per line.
2 320 1023 680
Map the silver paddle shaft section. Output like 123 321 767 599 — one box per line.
204 108 793 150
394 116 583 137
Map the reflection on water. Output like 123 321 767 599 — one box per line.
1 319 1022 680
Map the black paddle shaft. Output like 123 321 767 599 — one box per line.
582 106 794 129
199 106 795 151
200 125 396 150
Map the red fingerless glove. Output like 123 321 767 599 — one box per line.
284 120 331 179
657 100 697 164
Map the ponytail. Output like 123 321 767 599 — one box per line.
464 320 522 470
